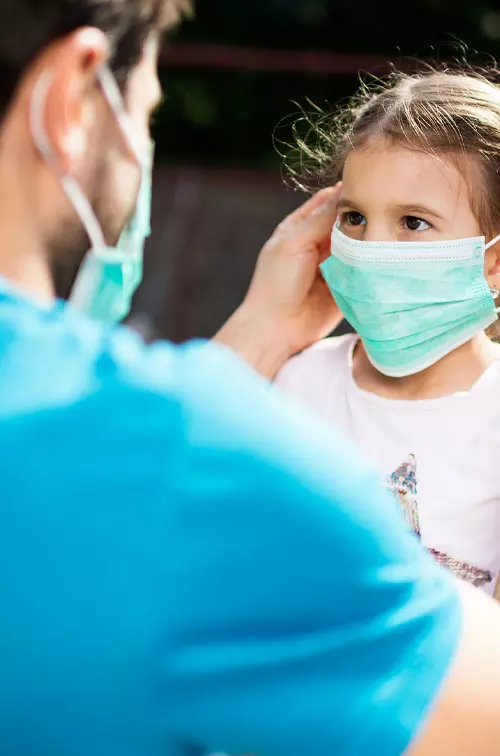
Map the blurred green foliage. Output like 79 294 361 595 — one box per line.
154 0 500 169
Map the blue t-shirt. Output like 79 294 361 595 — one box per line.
0 283 459 756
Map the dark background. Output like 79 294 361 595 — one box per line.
129 0 500 342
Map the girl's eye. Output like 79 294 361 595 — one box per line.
343 211 366 227
404 216 430 232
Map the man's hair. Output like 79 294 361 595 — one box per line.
0 0 190 123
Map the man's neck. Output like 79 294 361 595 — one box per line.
352 332 500 400
0 236 54 305
0 127 55 304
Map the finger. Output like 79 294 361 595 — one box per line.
291 190 339 247
285 184 340 226
316 236 332 263
294 187 336 220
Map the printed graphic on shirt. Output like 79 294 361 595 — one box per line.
387 455 493 589
387 454 420 536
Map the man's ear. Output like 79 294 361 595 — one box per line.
29 28 110 175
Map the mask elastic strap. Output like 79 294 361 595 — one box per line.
96 66 144 166
485 234 500 309
486 232 500 251
30 70 106 252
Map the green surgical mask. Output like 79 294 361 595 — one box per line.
321 225 500 377
68 139 154 323
30 65 153 324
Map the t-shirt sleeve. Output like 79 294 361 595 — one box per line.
156 342 461 756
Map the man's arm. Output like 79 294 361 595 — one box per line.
215 186 343 379
409 580 500 756
494 573 500 602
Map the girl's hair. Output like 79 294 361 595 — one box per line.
289 68 500 237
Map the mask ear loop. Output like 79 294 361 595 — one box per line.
96 66 144 166
485 232 500 309
29 70 107 253
485 232 500 251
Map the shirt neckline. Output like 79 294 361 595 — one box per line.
344 335 500 411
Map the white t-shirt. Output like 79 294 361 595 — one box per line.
276 333 500 595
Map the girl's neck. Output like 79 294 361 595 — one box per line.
352 332 500 400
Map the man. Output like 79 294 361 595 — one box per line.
0 2 499 755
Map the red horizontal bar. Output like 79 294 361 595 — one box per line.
160 43 398 76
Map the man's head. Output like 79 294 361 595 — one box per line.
0 0 189 299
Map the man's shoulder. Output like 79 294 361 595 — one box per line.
0 294 240 412
54 323 368 509
0 301 372 508
0 302 314 474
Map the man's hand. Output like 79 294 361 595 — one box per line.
216 186 342 379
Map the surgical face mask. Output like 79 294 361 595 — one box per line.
30 65 153 324
69 139 154 323
320 225 500 377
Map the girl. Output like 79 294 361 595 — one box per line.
277 69 500 595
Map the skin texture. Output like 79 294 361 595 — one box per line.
338 142 500 399
2 26 500 756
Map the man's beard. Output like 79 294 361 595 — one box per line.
48 188 131 301
50 225 89 300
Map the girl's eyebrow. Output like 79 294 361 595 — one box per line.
336 198 358 211
394 203 445 220
336 199 446 221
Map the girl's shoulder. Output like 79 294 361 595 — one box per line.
275 333 356 398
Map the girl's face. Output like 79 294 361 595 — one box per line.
337 141 500 281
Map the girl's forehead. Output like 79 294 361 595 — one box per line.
342 143 475 215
